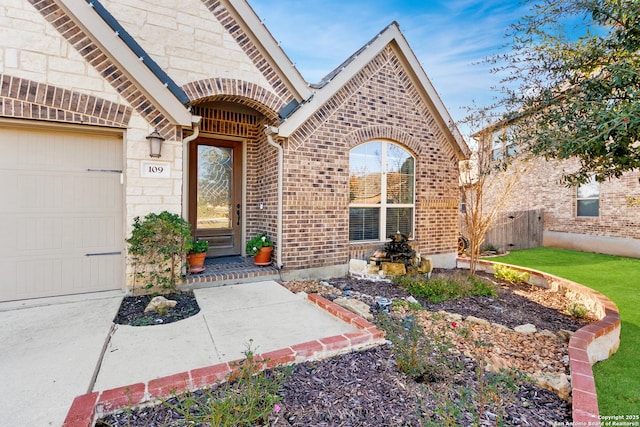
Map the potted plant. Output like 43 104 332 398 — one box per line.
186 238 209 274
246 233 273 266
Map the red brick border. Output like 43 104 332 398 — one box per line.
62 294 385 427
457 258 621 425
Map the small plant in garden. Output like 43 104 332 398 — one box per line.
566 302 588 318
119 341 293 427
377 311 454 382
394 272 496 303
126 211 192 294
493 264 530 284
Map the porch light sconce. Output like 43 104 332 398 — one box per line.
146 128 165 158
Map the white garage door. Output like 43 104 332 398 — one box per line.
0 124 123 302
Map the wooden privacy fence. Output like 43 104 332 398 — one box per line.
461 208 544 251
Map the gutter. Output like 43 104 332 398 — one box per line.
182 116 202 217
264 125 284 269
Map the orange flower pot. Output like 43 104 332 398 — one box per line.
253 246 273 266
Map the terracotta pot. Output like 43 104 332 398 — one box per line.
187 252 206 273
253 246 273 266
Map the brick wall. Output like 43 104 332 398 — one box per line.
486 155 640 241
280 46 461 270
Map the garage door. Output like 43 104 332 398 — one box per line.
0 124 123 302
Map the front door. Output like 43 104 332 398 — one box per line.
189 138 242 257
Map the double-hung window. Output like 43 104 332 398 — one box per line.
577 175 599 217
349 141 415 241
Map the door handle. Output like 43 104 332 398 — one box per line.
236 203 241 226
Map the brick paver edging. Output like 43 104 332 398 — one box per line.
62 294 385 427
457 258 621 425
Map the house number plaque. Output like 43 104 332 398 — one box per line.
141 161 171 178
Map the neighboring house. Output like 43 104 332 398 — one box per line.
0 0 469 302
476 125 640 258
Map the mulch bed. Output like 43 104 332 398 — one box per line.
113 291 200 326
101 271 592 426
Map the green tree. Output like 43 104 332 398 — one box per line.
484 0 640 185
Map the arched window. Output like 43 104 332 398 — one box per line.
349 141 415 241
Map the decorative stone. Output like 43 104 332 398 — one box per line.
437 310 462 322
144 296 177 313
349 259 368 276
381 262 406 276
334 297 373 320
538 329 557 338
465 315 490 326
557 329 574 342
491 322 512 331
367 263 381 275
485 354 511 373
514 323 537 334
532 371 571 402
417 257 432 274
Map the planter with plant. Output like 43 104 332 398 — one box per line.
246 233 273 266
126 211 192 294
187 238 209 274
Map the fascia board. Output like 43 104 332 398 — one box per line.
224 0 312 101
57 0 192 127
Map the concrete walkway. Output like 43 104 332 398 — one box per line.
0 281 365 427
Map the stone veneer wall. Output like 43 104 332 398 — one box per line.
457 258 621 425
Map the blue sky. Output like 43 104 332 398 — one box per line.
249 0 529 138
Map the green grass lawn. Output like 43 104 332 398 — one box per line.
489 248 640 416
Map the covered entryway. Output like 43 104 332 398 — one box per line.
0 123 123 302
188 138 243 257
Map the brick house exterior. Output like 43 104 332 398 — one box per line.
0 0 468 301
483 133 640 258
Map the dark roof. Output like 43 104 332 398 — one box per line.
309 21 399 89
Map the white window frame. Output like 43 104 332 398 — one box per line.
349 141 416 242
576 175 600 217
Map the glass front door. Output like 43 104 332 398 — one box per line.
189 139 242 257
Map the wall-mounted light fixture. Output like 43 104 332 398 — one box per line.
146 128 165 158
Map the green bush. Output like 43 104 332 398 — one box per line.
493 264 530 284
566 302 588 318
394 272 496 303
126 211 192 293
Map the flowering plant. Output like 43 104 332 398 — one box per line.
245 232 273 256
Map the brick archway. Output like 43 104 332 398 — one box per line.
183 78 285 121
343 125 422 156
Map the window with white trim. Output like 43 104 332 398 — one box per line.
349 141 415 241
577 175 599 217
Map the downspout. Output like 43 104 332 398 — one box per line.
265 125 284 269
182 115 202 218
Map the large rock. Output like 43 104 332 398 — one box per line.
381 262 406 276
334 297 373 320
514 323 537 334
144 296 177 314
349 259 368 276
532 371 571 402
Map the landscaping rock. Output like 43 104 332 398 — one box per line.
334 297 373 320
144 296 177 313
381 262 406 276
514 323 537 334
532 371 571 402
557 329 574 342
349 259 368 276
466 315 490 326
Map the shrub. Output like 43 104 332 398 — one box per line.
376 311 453 382
493 264 530 284
126 211 192 293
566 302 588 318
394 272 496 303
